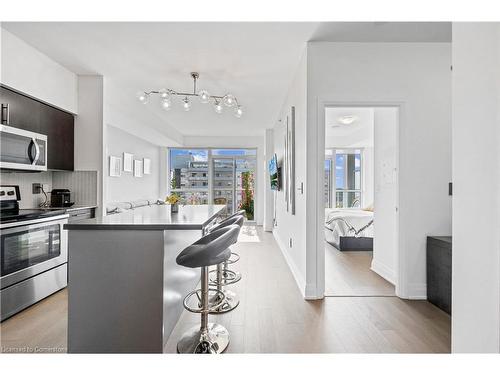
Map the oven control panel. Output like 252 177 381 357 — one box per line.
0 185 20 201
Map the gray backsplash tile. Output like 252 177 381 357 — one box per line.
1 170 98 208
0 171 53 208
52 171 97 206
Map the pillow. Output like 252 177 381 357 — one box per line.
116 202 133 210
106 205 119 215
130 200 149 208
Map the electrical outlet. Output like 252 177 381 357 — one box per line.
32 183 42 194
289 238 293 248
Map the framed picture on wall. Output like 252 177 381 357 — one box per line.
143 158 151 175
109 156 122 177
134 160 143 177
123 152 134 172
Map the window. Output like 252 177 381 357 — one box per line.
169 149 209 205
325 149 362 208
169 148 257 219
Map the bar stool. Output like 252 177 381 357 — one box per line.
219 209 246 223
207 215 244 313
211 210 246 274
176 224 241 354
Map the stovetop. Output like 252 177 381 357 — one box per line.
0 185 67 225
0 208 67 224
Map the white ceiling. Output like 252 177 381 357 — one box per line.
310 22 451 42
2 22 451 140
325 107 374 148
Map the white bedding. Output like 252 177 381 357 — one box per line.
324 208 374 247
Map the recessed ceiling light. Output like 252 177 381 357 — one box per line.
337 115 357 125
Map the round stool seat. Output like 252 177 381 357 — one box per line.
221 210 246 223
176 225 239 268
210 215 244 233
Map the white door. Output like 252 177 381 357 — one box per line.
372 107 399 285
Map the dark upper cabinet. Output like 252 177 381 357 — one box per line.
39 103 74 171
0 86 41 133
1 86 75 171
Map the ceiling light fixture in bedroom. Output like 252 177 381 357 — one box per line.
136 72 243 118
337 115 357 125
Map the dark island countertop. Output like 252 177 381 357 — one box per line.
64 204 226 231
32 205 97 212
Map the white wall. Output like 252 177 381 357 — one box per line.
371 107 398 284
363 147 374 207
308 42 452 299
0 27 77 113
451 23 500 353
182 135 265 225
272 49 309 296
74 75 104 216
106 125 161 204
105 80 183 147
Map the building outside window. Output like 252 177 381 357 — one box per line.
325 149 362 208
169 148 257 219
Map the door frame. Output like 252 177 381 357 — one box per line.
313 100 405 299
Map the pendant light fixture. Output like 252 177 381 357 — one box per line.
136 72 243 118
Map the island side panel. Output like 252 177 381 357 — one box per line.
162 229 203 348
68 230 165 353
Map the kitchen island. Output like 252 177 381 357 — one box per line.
64 204 226 353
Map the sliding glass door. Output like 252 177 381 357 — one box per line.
235 158 255 220
212 158 235 215
169 148 256 220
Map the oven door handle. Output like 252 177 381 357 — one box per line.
28 138 41 165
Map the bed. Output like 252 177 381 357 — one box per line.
324 208 374 251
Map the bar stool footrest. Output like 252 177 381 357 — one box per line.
182 288 226 314
208 269 242 286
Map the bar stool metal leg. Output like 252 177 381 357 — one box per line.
177 266 230 354
209 263 240 314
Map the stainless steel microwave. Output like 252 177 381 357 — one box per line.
0 124 47 172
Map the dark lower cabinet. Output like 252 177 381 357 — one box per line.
67 208 96 222
427 236 452 315
1 86 74 171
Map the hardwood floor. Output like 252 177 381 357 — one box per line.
324 243 395 296
0 288 67 353
0 225 450 353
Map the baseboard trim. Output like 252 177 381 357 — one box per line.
407 283 427 300
272 230 306 298
370 259 396 285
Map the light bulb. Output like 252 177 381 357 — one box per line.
198 90 210 104
161 98 172 111
214 100 223 114
136 91 149 104
223 94 236 107
182 97 191 111
159 88 170 99
234 105 243 118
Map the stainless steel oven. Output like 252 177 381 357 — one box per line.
0 124 47 172
0 215 68 320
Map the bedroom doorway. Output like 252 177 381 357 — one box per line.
323 106 399 297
